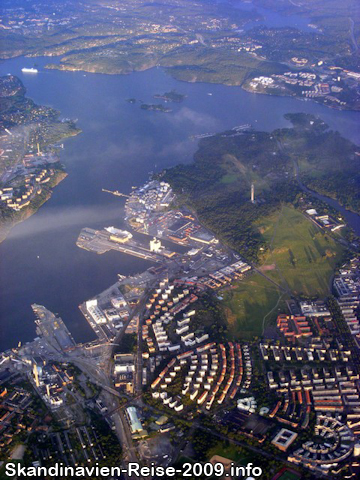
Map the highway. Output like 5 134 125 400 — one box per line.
135 303 145 396
108 282 155 376
106 287 156 477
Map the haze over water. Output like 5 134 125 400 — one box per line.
0 56 359 351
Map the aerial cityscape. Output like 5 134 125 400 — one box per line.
0 1 360 479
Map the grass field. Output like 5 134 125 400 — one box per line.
207 443 248 462
221 206 345 340
222 273 289 340
256 206 344 297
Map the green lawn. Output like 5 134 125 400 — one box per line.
256 206 344 297
207 443 248 463
221 273 288 340
220 173 238 184
221 206 345 340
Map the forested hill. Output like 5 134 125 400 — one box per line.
163 113 359 262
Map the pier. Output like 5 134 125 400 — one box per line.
102 188 130 198
76 227 176 263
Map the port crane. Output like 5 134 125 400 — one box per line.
102 188 129 198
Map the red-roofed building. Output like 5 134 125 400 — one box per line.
277 314 313 343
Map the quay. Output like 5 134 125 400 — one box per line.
76 227 176 263
102 188 129 198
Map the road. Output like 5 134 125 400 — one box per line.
103 282 156 470
135 313 143 396
70 354 143 474
108 282 155 375
57 284 156 477
47 276 160 477
39 346 139 468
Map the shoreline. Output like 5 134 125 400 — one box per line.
241 83 360 113
39 61 360 113
0 73 82 246
0 170 68 244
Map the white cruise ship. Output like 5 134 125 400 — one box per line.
21 67 38 73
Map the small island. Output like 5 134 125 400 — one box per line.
153 89 186 103
140 103 172 113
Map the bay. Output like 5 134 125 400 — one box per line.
0 56 359 351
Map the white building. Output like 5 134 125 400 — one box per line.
86 299 107 324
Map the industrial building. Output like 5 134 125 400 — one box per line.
126 406 147 438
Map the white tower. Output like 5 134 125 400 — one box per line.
251 183 255 204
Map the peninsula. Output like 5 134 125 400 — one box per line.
0 0 358 111
1 171 360 478
1 1 360 478
0 75 81 243
162 113 360 303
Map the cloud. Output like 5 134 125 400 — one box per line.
8 204 124 239
157 138 196 161
169 107 219 130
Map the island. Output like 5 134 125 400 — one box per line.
140 103 172 113
153 90 186 103
0 75 81 243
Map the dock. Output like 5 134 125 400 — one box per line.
76 227 176 263
102 188 129 198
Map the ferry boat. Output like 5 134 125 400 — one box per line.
21 67 38 73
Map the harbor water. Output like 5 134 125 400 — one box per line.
0 56 359 351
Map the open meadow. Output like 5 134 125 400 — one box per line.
256 206 344 297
